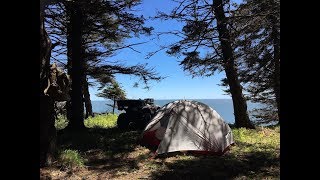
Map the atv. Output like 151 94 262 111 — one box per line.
116 98 160 130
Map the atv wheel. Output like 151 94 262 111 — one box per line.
117 113 129 130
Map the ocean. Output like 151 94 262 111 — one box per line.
91 99 261 124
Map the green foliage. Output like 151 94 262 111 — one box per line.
97 81 126 100
55 115 68 130
156 0 225 78
97 81 127 113
84 114 118 128
55 114 118 130
45 0 162 89
233 0 280 124
58 149 84 169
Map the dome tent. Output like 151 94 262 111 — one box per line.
140 100 234 155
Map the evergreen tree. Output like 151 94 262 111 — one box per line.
232 0 280 124
154 0 255 128
97 81 126 114
44 0 162 130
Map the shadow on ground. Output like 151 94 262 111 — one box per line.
57 127 147 177
55 127 279 179
150 149 279 179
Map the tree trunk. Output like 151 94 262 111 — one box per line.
40 3 51 87
65 2 73 124
66 18 72 74
65 2 86 131
270 15 280 123
112 96 116 114
40 96 57 166
83 77 94 118
213 0 255 129
40 1 57 166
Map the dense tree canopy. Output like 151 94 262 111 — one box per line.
44 0 162 130
45 0 159 86
232 0 280 124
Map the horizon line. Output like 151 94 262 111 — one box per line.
91 98 233 101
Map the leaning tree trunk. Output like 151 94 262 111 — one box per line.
65 1 86 131
83 77 94 118
112 96 116 114
214 0 255 129
270 15 280 124
40 1 57 167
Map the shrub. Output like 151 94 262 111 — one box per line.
55 115 68 130
58 149 84 169
84 114 118 128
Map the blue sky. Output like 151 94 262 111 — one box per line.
90 0 231 101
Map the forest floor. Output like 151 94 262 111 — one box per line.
40 115 280 180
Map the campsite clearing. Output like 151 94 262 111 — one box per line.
40 114 280 179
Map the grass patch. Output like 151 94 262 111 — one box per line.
58 149 85 169
231 126 280 155
55 114 118 130
84 114 118 128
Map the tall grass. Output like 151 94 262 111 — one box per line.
231 126 280 155
55 114 118 130
58 149 84 169
84 114 118 128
